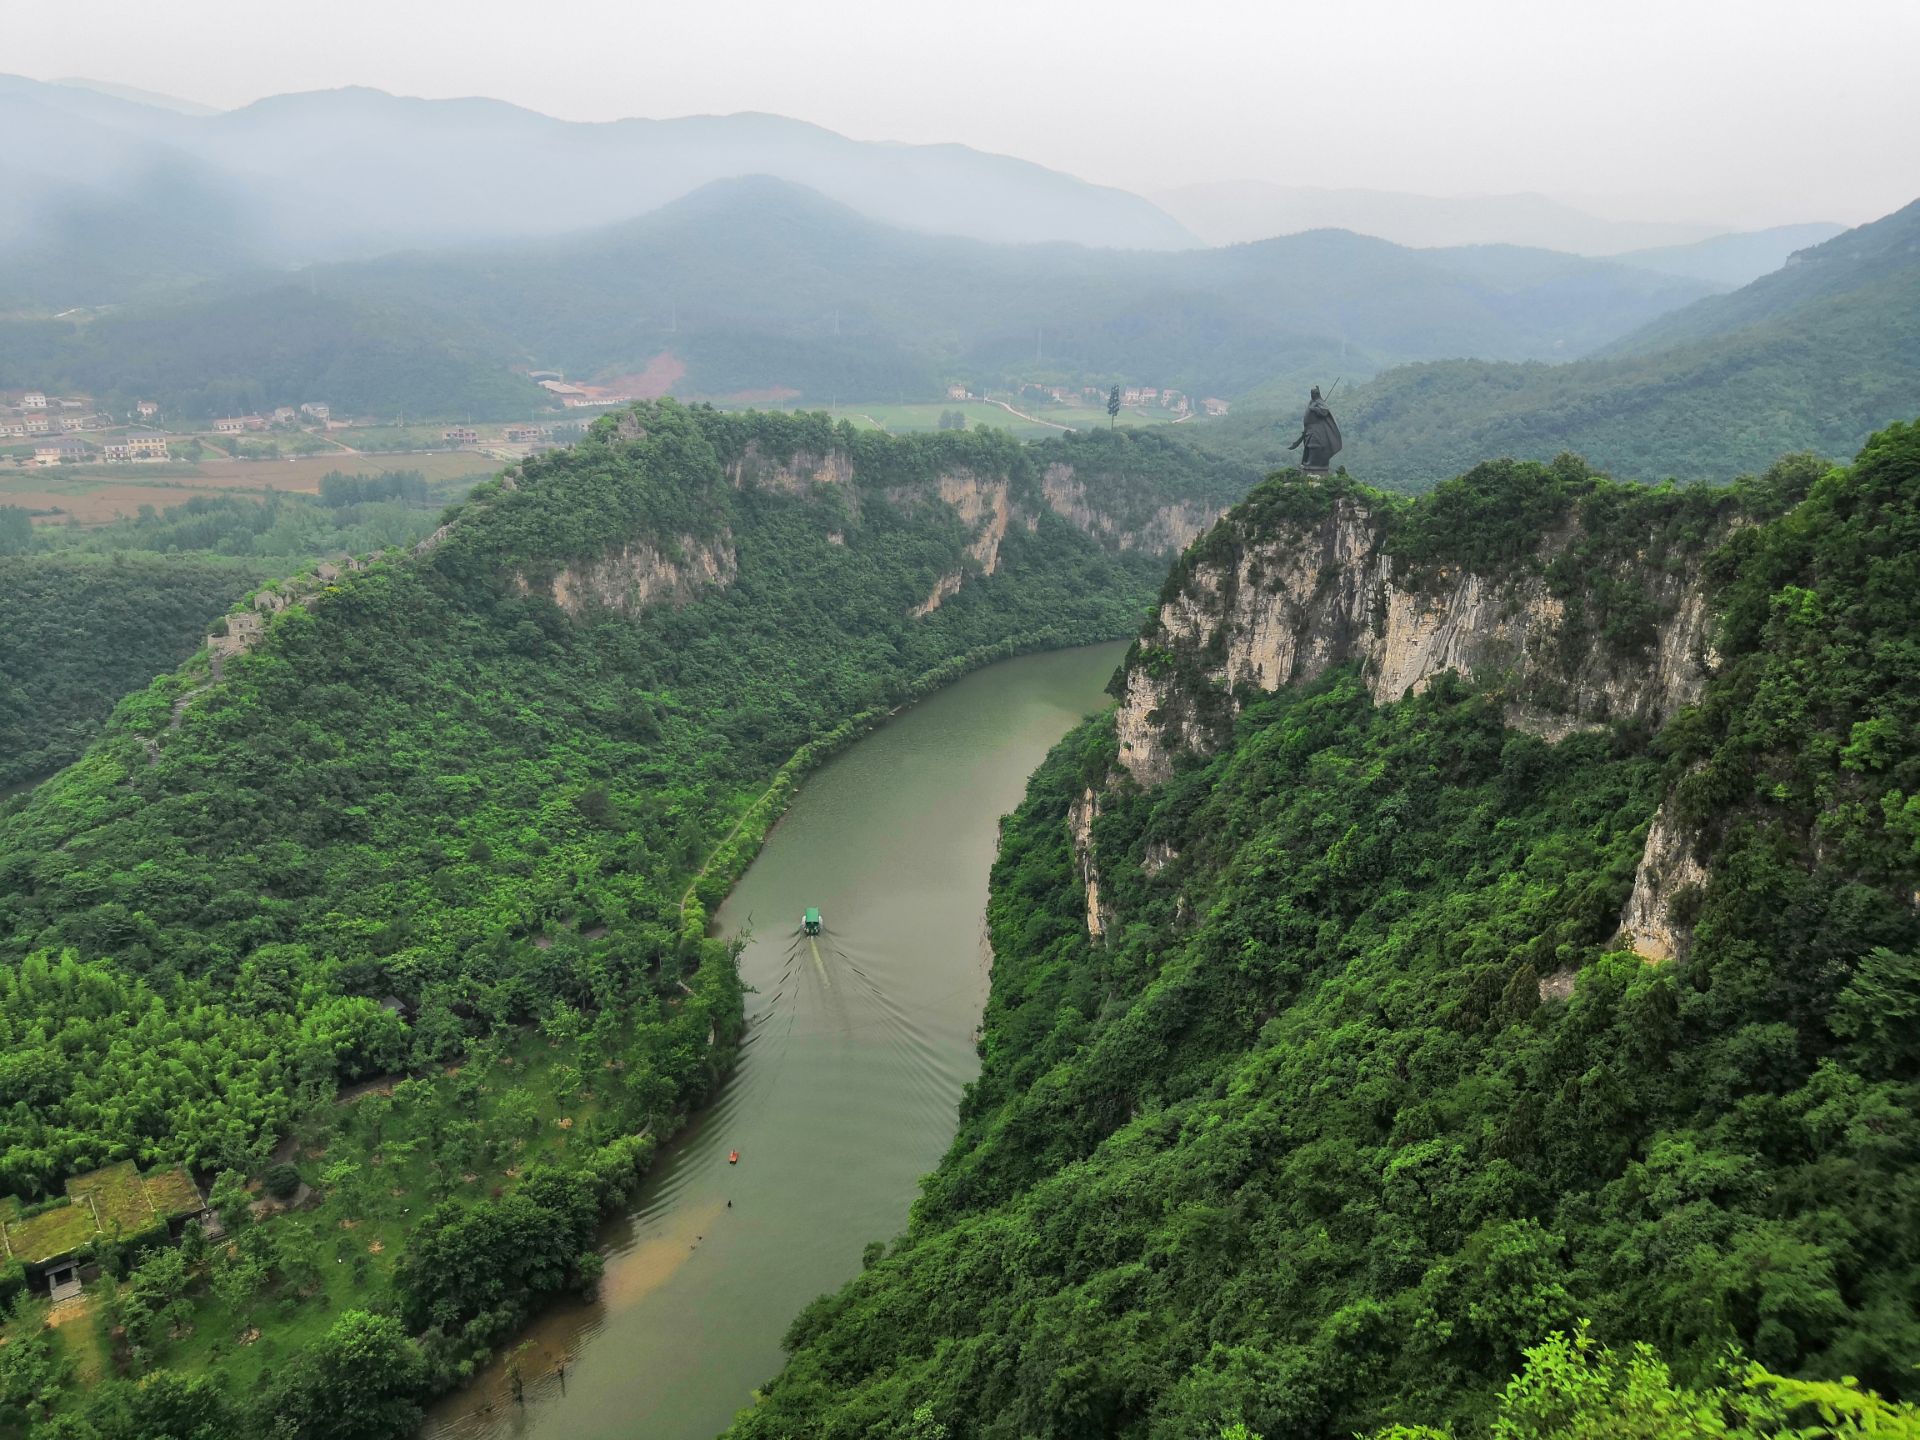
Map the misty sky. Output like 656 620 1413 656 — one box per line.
12 0 1918 229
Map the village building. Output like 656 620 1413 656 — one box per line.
300 402 331 420
946 383 971 401
442 425 479 444
136 400 159 418
272 405 298 424
503 424 546 443
24 415 55 435
1202 397 1230 416
0 1161 208 1301
213 415 270 434
33 438 88 466
21 392 46 410
102 435 171 463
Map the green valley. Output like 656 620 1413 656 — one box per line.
1 32 1915 1440
0 403 1255 1435
0 482 464 792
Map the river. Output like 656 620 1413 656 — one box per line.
424 641 1125 1440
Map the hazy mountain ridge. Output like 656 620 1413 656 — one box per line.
0 72 1196 309
0 175 1723 417
1153 178 1729 254
1610 221 1847 287
1200 198 1920 487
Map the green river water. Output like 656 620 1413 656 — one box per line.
425 641 1125 1440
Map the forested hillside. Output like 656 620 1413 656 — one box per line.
0 284 545 420
0 489 451 789
0 554 261 790
312 179 1715 402
724 424 1920 1438
1299 200 1920 487
0 404 1254 1435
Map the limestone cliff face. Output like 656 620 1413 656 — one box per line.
1087 475 1738 959
898 470 1012 616
727 443 860 514
1114 493 1719 786
515 534 739 618
1041 462 1222 556
1068 787 1108 938
1618 804 1707 962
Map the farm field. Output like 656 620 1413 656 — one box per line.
3 452 497 525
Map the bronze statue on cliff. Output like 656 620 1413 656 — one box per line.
1286 385 1342 472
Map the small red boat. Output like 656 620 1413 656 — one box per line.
728 1149 740 1165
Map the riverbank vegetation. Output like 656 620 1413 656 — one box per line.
0 401 1206 1433
723 424 1920 1438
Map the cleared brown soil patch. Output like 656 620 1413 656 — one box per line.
44 1295 96 1330
597 351 686 399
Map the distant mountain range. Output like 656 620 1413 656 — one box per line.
1 73 1852 315
1153 180 1845 285
0 176 1730 418
0 72 1195 309
1290 198 1920 485
1609 223 1849 287
49 76 221 116
1152 180 1722 252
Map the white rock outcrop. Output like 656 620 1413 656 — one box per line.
517 533 738 617
1068 787 1108 937
1618 805 1707 962
1041 462 1223 556
1114 495 1720 785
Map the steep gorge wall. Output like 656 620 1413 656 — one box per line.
1040 462 1223 556
1095 477 1734 963
1114 495 1719 786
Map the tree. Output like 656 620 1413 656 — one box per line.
1365 1323 1920 1439
89 1370 238 1440
321 1160 365 1215
263 1163 302 1201
212 1252 268 1328
0 507 33 556
257 1310 427 1440
208 1169 252 1234
1108 385 1121 426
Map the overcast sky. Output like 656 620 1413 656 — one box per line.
11 0 1918 228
